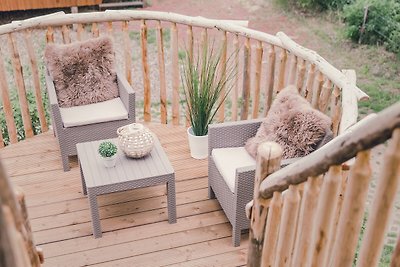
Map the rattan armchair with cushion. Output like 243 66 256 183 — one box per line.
45 71 135 171
208 86 334 246
44 36 135 171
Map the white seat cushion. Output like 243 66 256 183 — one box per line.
212 147 256 193
60 97 128 128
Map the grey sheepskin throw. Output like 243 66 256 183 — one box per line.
245 85 333 159
44 36 119 108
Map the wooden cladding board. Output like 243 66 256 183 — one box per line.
0 0 102 11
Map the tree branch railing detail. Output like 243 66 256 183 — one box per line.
247 102 400 266
0 10 368 146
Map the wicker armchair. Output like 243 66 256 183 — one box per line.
45 70 135 171
208 119 330 246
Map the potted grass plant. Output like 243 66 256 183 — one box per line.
181 43 236 159
98 141 118 168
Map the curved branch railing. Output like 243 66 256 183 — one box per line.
0 10 368 146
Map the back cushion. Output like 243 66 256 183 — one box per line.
44 36 119 108
245 85 332 159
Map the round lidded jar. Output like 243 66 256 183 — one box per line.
116 123 154 158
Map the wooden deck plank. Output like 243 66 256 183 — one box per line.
169 249 248 266
34 200 221 244
92 236 249 266
0 123 249 266
28 177 208 219
43 223 231 267
41 211 228 258
31 188 209 231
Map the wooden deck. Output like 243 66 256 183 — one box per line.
0 124 248 267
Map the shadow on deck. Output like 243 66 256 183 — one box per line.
0 123 248 266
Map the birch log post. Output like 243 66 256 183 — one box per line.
275 184 301 266
218 31 227 122
295 58 306 93
247 142 283 267
288 54 297 86
23 29 48 133
76 23 84 41
330 150 372 267
157 21 167 124
61 24 71 44
171 23 180 125
0 49 17 144
7 33 34 138
276 48 287 93
357 129 400 267
331 86 342 136
309 165 342 267
91 22 99 37
232 34 239 121
319 79 333 113
304 64 316 101
240 38 251 120
46 26 54 43
141 20 151 122
14 187 41 266
292 176 321 266
311 71 324 109
252 41 263 119
122 21 132 84
1 206 31 267
264 45 275 115
260 191 283 267
185 25 194 127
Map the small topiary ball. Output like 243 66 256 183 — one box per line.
98 141 118 158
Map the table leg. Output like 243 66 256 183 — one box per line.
79 161 87 195
167 177 177 224
87 189 102 238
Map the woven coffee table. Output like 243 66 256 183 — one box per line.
76 137 176 238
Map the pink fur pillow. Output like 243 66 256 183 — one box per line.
245 85 332 159
44 36 119 108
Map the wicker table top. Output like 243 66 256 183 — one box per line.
76 137 174 188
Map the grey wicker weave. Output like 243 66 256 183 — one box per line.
77 137 176 238
45 70 135 171
208 119 331 246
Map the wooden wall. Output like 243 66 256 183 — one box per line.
0 0 102 12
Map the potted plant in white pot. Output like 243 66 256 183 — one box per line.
181 44 236 159
98 141 118 168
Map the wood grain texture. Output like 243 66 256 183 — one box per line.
259 101 400 199
232 34 240 121
23 30 48 133
264 45 275 115
141 20 151 122
252 41 263 119
357 129 400 267
0 124 250 266
330 150 372 267
7 33 33 138
240 38 251 120
171 23 180 125
157 21 167 124
248 142 283 267
122 21 132 84
0 49 17 144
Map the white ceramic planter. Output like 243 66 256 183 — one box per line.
187 127 208 160
102 154 117 168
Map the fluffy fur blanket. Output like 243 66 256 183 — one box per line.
245 85 333 159
44 36 119 108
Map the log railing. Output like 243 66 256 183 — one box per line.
0 10 368 147
0 160 43 267
247 102 400 267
